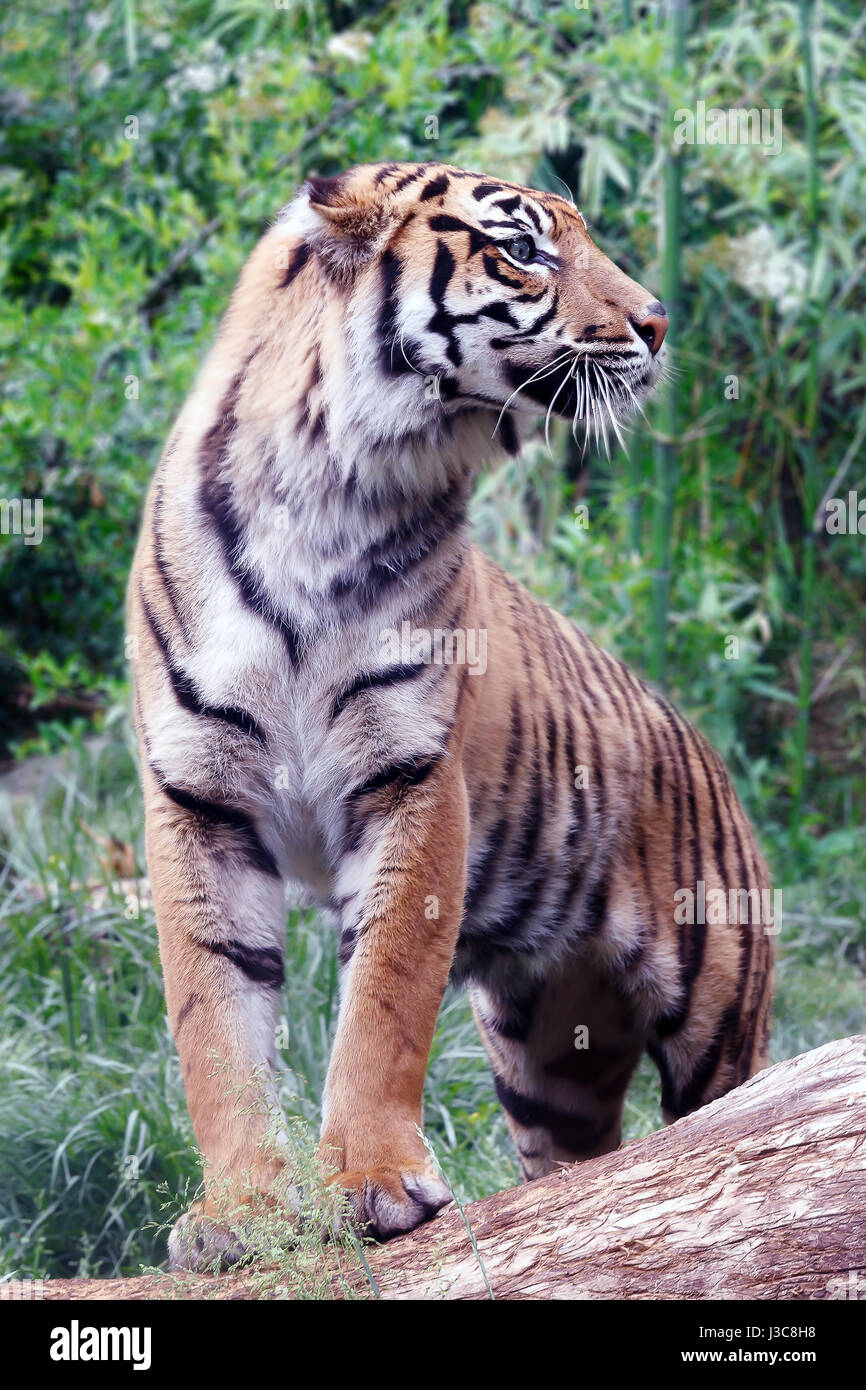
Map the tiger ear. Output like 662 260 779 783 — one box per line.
303 174 396 279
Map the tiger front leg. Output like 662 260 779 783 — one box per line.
320 759 469 1239
140 763 292 1271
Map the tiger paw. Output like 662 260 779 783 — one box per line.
167 1202 252 1272
167 1184 304 1272
328 1163 452 1241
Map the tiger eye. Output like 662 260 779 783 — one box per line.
505 234 536 264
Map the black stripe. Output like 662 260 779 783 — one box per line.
551 620 608 824
513 285 549 304
491 290 559 346
379 246 410 375
197 358 303 664
482 252 524 288
733 836 768 1078
419 174 449 201
652 757 663 801
472 723 548 947
503 695 526 783
427 214 490 258
326 482 469 610
667 706 702 883
140 586 266 745
738 923 772 1083
719 770 751 891
427 239 462 367
280 242 311 288
653 698 705 989
203 938 284 989
155 772 279 878
654 717 682 891
338 926 358 967
636 836 658 940
654 998 688 1040
538 602 581 707
647 717 688 1037
174 992 201 1035
332 661 429 720
486 981 541 1042
479 299 519 327
374 163 402 186
689 726 728 888
555 707 588 911
651 1003 741 1118
502 576 537 699
498 411 519 456
347 752 441 803
646 1037 677 1114
391 167 427 193
493 1075 556 1129
581 877 609 937
463 696 523 921
152 479 193 645
544 703 559 783
677 1005 739 1116
493 1075 607 1152
326 523 467 605
569 624 628 722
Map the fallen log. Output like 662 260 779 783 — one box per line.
32 1035 866 1300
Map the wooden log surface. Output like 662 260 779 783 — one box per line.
28 1035 866 1301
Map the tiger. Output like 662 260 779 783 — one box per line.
127 160 774 1270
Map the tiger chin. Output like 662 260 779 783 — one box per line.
127 162 773 1272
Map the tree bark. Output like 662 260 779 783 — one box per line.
27 1035 866 1301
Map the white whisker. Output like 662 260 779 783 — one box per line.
544 355 578 453
595 362 628 454
492 350 575 438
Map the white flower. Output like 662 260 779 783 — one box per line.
88 61 111 92
166 54 230 105
727 225 808 315
325 31 374 64
181 63 222 94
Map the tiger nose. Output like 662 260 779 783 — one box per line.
632 301 668 356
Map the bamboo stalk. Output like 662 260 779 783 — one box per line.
624 0 641 557
789 0 821 835
649 0 687 684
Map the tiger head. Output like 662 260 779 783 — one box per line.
273 161 667 457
